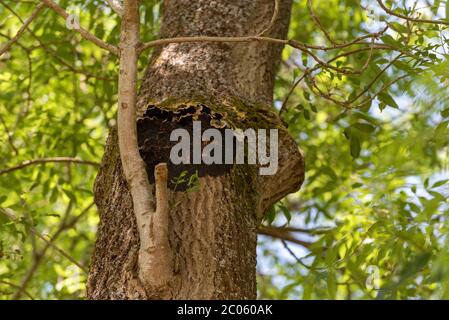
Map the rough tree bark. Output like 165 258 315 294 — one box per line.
87 0 304 300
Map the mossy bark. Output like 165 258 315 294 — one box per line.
87 0 304 299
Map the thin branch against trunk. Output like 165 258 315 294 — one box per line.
40 0 119 55
137 34 340 73
117 0 149 228
258 0 281 36
140 163 173 295
137 35 317 55
117 0 173 295
137 30 387 55
0 157 100 176
0 2 44 57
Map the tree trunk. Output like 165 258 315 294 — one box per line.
87 0 304 300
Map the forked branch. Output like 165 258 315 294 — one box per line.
117 0 172 295
138 164 173 295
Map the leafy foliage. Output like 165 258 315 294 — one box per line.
0 0 448 299
260 0 449 299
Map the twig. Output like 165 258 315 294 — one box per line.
117 0 173 294
138 32 388 55
354 74 412 109
0 157 100 176
279 42 416 118
4 203 95 299
105 0 123 17
0 280 34 300
258 226 311 248
258 0 280 36
30 228 88 273
281 240 314 270
1 207 90 275
268 225 332 235
307 0 335 45
376 0 449 26
0 111 19 156
0 1 116 80
349 53 404 104
40 0 119 55
0 2 44 57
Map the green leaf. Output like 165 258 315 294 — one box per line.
327 271 337 299
62 188 77 203
442 108 449 118
431 180 448 189
265 205 276 225
303 109 311 120
433 0 441 14
381 35 399 46
350 136 361 158
302 51 308 66
378 92 399 109
278 204 292 223
388 22 408 34
353 123 376 133
446 0 449 21
304 91 311 101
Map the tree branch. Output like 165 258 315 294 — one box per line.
280 240 314 270
140 163 173 295
105 0 123 17
258 226 312 248
137 33 386 55
0 4 115 82
271 225 331 235
8 203 94 299
307 0 335 44
0 280 35 300
1 207 90 276
0 2 44 57
0 110 19 156
40 0 119 55
0 157 100 176
258 0 280 36
376 0 449 26
117 0 173 296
